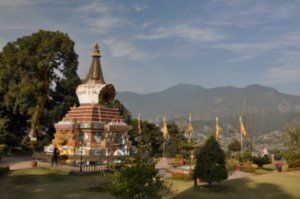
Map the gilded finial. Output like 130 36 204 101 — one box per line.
86 43 105 83
92 43 101 57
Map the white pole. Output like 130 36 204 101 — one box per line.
163 141 165 158
240 134 243 152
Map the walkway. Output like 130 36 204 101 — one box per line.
1 155 33 170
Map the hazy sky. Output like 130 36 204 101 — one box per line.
0 0 300 95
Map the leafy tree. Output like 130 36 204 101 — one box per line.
0 30 80 148
164 122 186 157
194 136 228 187
273 149 283 161
228 138 241 152
284 150 300 168
130 119 163 156
282 125 300 151
108 153 167 199
281 121 300 168
110 99 132 124
178 139 196 163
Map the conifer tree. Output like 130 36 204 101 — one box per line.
194 136 228 187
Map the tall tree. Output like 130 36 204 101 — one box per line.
165 123 186 157
282 124 300 151
130 119 163 156
194 136 228 187
0 30 80 147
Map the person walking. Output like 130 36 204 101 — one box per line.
51 145 60 166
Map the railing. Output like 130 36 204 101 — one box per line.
37 161 107 173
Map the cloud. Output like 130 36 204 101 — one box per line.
210 30 300 62
0 0 30 6
104 38 151 61
131 4 147 12
87 16 132 33
135 24 225 43
203 0 300 29
72 1 133 34
212 42 279 61
73 1 113 14
264 65 300 84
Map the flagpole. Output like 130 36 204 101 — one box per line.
240 133 243 152
163 141 165 158
215 117 217 140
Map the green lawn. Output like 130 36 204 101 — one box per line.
0 168 299 199
0 168 113 199
170 170 300 199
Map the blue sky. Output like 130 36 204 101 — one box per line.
0 0 300 95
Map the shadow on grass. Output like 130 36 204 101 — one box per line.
173 178 295 199
0 168 113 199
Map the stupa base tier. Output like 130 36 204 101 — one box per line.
44 145 130 157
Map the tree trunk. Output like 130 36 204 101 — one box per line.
29 103 41 140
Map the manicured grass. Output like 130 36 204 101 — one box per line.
170 170 300 199
1 168 299 199
0 168 112 199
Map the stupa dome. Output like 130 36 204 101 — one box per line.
76 43 115 105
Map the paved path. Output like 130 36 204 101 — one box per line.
228 170 254 180
1 156 33 170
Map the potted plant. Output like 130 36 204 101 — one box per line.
31 160 38 167
274 162 284 172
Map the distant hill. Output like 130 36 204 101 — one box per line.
117 84 300 136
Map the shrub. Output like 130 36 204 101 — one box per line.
240 161 256 173
172 172 192 181
273 150 283 161
108 154 167 199
252 155 271 168
226 159 239 175
284 150 300 168
0 165 10 175
239 151 253 162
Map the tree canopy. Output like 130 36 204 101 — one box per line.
0 30 80 149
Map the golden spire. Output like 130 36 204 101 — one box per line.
187 114 193 137
86 43 105 84
92 43 101 57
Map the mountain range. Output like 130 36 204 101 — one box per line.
117 84 300 137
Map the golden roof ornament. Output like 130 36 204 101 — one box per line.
86 43 105 84
92 43 101 57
